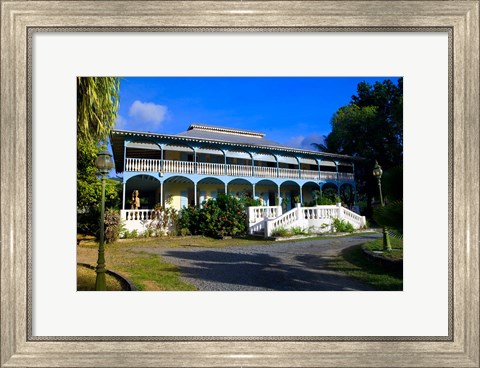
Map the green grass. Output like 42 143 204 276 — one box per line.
363 237 403 260
328 244 403 291
78 232 380 291
77 265 125 291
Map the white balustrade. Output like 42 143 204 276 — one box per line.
248 206 282 223
300 170 320 180
254 166 277 178
338 172 355 181
320 172 338 181
250 204 366 237
197 162 225 176
226 164 253 177
124 158 353 182
163 159 195 174
125 158 162 172
121 209 155 221
278 167 300 179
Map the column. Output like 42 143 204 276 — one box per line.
193 147 197 174
299 184 303 205
297 157 301 179
122 181 126 210
224 182 228 195
335 161 340 196
252 183 256 199
160 181 164 207
224 150 228 176
194 182 198 206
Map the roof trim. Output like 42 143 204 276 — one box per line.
111 129 364 162
187 123 265 138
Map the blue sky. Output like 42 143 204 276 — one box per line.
114 77 398 150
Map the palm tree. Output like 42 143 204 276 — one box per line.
77 77 120 144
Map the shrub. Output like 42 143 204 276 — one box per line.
290 226 309 235
103 208 122 243
149 203 179 236
271 227 291 237
178 206 201 235
131 229 138 238
178 194 248 238
332 218 355 233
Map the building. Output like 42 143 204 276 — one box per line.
110 124 364 234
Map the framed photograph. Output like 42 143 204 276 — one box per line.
1 1 478 367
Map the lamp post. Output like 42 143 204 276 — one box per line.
94 150 114 290
372 160 392 252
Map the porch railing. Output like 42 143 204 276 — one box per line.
124 157 354 181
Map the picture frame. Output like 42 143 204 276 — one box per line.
1 1 478 367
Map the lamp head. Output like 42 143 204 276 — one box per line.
372 160 383 179
95 150 114 175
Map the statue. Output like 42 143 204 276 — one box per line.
131 190 140 210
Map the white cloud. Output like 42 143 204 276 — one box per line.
286 133 325 150
128 100 168 127
114 114 127 129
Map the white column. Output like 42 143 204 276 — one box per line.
160 181 164 207
299 184 303 205
122 182 126 210
194 182 197 206
252 183 256 199
224 182 228 195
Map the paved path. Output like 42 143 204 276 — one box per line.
139 233 381 291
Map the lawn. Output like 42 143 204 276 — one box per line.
77 232 381 291
327 237 403 291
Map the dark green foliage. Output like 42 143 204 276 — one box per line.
373 200 403 237
178 194 248 238
77 130 120 236
332 218 355 233
77 77 120 144
177 206 202 235
103 208 122 244
200 195 248 238
312 78 403 219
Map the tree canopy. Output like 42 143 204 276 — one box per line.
314 78 403 170
77 77 120 144
77 77 121 235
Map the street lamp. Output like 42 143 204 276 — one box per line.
373 160 392 252
94 150 114 290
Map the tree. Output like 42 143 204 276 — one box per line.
77 77 120 144
313 78 403 217
77 77 121 235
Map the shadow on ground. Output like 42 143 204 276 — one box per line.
162 249 375 291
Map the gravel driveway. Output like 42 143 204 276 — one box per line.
139 233 381 291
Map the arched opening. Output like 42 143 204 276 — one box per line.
196 145 226 176
197 177 226 205
125 139 162 172
163 143 195 174
164 176 195 209
227 178 254 199
255 179 278 206
277 154 299 179
279 180 301 211
321 182 339 203
253 151 277 178
302 181 321 206
126 174 161 209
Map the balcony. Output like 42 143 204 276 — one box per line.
125 157 353 181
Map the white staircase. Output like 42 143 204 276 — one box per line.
248 204 366 238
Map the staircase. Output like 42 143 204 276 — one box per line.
248 204 366 238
